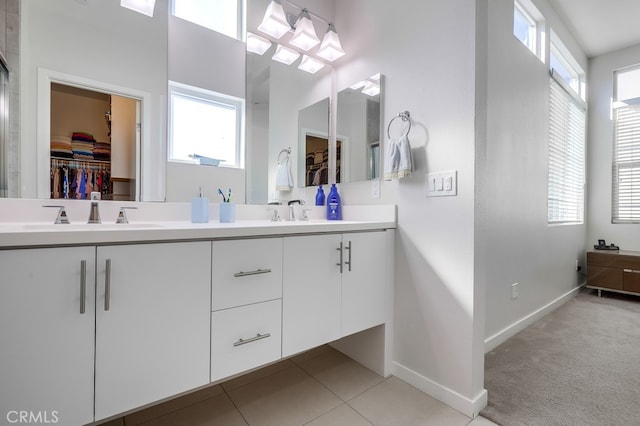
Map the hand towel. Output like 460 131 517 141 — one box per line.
276 156 293 191
384 134 413 180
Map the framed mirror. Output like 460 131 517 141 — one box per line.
335 73 382 183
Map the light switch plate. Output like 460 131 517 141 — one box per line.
426 170 457 197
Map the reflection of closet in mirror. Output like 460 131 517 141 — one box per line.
303 134 342 186
50 83 137 201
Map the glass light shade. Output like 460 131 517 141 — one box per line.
272 44 300 65
298 55 325 74
289 11 320 51
258 0 290 39
317 25 345 62
121 0 156 17
362 81 380 97
247 32 272 55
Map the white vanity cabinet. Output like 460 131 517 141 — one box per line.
0 242 211 424
210 238 283 382
0 247 96 426
94 242 211 421
282 231 388 357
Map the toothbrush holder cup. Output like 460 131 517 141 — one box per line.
219 203 235 223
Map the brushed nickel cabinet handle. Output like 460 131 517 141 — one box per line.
104 259 111 311
336 242 343 273
234 268 272 277
80 260 87 314
233 333 271 347
345 240 352 272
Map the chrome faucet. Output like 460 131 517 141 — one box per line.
287 200 305 221
268 208 281 222
88 201 101 224
43 205 70 224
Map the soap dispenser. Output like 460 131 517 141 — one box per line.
326 184 342 220
191 186 209 223
315 185 325 206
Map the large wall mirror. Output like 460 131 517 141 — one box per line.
19 0 168 201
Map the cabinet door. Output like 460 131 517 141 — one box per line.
341 232 388 336
283 234 342 357
94 242 211 420
0 247 95 426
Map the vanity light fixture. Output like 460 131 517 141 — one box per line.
120 0 156 17
258 0 290 39
272 44 300 65
316 24 345 62
289 10 320 51
247 32 272 55
298 55 325 74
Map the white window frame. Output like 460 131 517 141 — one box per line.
171 0 245 41
513 0 545 62
550 32 585 100
168 81 245 169
548 69 586 225
612 65 640 223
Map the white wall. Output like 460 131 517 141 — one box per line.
334 0 484 416
588 43 640 250
480 0 587 347
21 0 168 200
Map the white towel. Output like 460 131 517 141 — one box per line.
384 134 413 180
276 157 293 191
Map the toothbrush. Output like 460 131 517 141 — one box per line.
227 188 232 203
217 188 227 202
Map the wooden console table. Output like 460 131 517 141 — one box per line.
587 250 640 297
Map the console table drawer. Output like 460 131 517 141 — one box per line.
587 265 623 290
623 269 640 293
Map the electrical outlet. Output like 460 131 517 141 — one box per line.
575 260 582 272
511 282 519 300
371 179 380 198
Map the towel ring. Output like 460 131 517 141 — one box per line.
277 147 292 164
387 111 411 139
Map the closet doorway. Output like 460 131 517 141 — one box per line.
50 83 139 201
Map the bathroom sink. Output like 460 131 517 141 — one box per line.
19 222 165 231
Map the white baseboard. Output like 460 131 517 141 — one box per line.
392 362 488 418
484 284 585 353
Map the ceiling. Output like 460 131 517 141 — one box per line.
547 0 640 58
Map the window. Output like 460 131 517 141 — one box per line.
169 82 244 168
612 66 640 223
172 0 244 40
550 36 585 100
548 72 586 224
513 0 544 61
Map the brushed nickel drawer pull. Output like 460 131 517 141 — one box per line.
104 259 111 311
80 260 87 314
234 268 272 278
624 269 640 273
233 333 271 347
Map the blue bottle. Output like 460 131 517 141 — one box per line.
326 184 342 220
315 185 325 206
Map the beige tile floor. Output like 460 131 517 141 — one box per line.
103 345 496 426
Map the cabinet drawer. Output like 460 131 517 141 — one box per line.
212 238 283 310
211 299 282 382
587 265 623 290
623 269 640 293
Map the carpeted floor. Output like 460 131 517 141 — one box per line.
482 288 640 426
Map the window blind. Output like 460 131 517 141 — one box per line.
548 72 586 224
613 104 640 222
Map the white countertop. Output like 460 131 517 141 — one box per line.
0 200 396 248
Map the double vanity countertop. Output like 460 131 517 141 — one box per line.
0 199 396 248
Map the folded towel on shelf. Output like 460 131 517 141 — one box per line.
384 134 413 180
276 156 293 191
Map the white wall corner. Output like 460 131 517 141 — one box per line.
392 362 488 418
484 284 585 353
